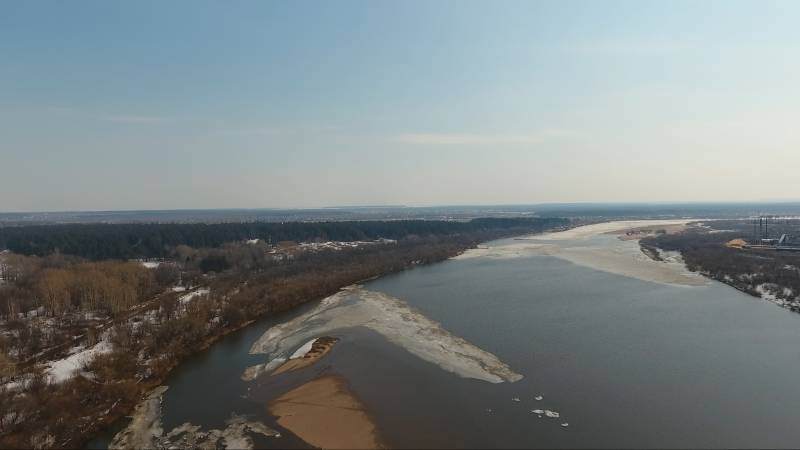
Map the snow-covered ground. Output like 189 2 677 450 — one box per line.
178 288 210 306
755 283 799 308
296 239 397 252
44 338 113 383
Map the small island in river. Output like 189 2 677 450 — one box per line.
272 336 339 375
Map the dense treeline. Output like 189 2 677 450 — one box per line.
0 217 567 260
4 260 158 318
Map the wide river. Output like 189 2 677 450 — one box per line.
94 221 800 448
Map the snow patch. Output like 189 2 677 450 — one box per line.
755 284 779 302
45 338 112 383
178 288 210 305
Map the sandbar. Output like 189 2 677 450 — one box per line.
268 375 384 449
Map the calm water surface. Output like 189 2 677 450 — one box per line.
93 234 800 448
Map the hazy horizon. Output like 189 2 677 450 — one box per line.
5 200 800 218
4 0 800 211
0 200 798 215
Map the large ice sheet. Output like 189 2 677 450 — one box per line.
248 286 522 384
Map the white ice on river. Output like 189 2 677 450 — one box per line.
453 220 708 287
247 286 523 384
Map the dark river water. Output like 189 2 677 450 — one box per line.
92 233 800 449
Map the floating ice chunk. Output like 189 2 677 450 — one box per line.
240 357 287 381
531 409 544 414
511 397 520 402
544 410 560 418
561 423 569 428
534 395 543 401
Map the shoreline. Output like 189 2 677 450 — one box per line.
640 223 800 314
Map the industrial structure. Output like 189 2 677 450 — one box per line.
748 215 800 251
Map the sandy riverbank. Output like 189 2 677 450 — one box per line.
268 374 384 449
454 220 708 286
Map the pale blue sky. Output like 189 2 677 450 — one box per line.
2 1 800 211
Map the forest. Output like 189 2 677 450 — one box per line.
0 217 567 260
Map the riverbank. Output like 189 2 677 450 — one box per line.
109 385 281 450
642 221 800 313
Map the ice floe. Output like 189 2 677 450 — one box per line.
247 286 523 384
110 386 280 449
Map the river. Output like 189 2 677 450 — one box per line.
93 221 800 448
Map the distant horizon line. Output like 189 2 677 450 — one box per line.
4 200 800 216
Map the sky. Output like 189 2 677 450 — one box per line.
2 0 800 212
